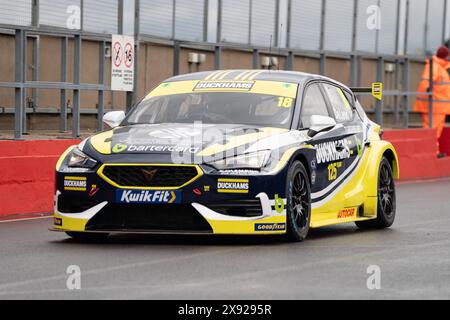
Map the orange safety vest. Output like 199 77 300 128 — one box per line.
413 56 450 114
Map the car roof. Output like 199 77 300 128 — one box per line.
165 69 347 88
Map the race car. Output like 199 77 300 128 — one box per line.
51 69 399 242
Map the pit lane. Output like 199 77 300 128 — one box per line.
1 179 450 299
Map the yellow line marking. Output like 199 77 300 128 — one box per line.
234 70 252 80
0 216 52 223
64 176 87 181
246 70 264 80
217 70 234 80
64 187 86 191
217 189 249 194
205 71 222 80
211 70 228 80
218 178 249 183
240 70 257 81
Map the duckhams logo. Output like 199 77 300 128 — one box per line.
112 143 199 154
217 178 249 193
64 176 87 191
316 139 351 164
194 81 255 92
116 190 181 204
254 223 286 232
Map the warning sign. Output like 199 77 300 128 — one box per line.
111 35 134 91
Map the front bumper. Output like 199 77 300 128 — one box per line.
52 164 288 235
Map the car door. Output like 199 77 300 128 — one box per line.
319 82 367 210
321 82 365 170
298 82 349 201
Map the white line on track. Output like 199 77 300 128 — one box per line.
0 216 52 224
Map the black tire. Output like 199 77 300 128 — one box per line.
66 232 109 242
356 156 396 229
286 161 311 242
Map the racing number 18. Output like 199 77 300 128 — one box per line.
278 97 293 108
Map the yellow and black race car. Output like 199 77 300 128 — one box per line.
51 70 399 242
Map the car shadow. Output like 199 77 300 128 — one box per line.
307 224 396 240
49 232 289 247
49 223 396 247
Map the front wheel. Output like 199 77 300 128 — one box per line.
286 161 311 242
356 156 396 229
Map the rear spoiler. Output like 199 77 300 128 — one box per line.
350 82 383 100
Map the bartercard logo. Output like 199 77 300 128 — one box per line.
112 143 199 154
116 190 181 204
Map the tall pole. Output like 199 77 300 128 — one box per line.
428 55 434 129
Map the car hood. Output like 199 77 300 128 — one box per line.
87 123 309 158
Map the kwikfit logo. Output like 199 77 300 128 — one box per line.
116 190 180 204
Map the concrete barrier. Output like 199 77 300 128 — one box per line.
384 128 450 180
0 140 79 216
1 128 450 217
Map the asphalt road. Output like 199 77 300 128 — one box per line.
1 179 450 300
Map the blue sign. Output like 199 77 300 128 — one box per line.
116 190 182 204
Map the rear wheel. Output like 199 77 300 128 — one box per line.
286 161 311 242
66 232 109 242
356 156 396 229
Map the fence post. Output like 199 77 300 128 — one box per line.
72 34 81 139
60 36 68 132
126 0 140 112
286 51 294 71
215 46 221 70
14 29 25 140
173 41 180 75
97 41 105 132
428 55 433 129
402 58 409 128
252 49 259 69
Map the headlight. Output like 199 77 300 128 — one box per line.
208 150 271 170
67 148 97 169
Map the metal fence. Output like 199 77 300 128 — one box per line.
0 0 449 139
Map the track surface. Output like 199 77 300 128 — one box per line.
1 179 450 300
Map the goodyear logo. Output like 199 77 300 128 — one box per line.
194 81 255 92
64 176 87 191
116 190 181 204
255 223 286 232
217 178 249 194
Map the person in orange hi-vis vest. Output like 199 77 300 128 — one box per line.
414 46 450 149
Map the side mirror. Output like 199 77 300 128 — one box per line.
103 111 125 128
307 115 337 137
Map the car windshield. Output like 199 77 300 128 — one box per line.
123 92 296 129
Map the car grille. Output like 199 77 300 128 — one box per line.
100 165 200 188
85 203 212 232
